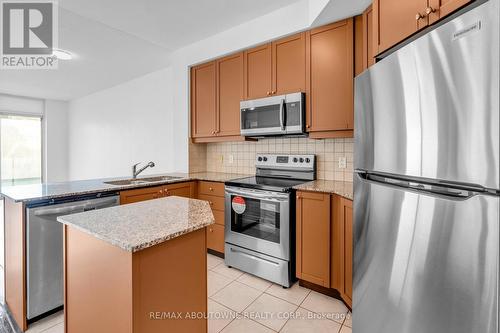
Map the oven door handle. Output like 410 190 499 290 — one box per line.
225 187 289 202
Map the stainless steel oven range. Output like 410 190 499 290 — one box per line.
224 154 315 287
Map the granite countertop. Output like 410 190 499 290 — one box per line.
1 172 251 203
293 180 353 200
57 196 215 252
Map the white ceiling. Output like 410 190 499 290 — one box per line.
0 0 369 101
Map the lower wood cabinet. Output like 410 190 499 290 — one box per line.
296 190 353 306
197 181 225 254
120 182 195 204
296 192 331 287
206 224 225 253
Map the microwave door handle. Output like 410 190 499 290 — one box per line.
279 99 285 131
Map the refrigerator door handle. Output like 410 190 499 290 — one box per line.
356 172 489 200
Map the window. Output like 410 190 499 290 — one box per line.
0 114 42 186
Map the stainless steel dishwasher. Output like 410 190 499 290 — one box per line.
26 193 120 321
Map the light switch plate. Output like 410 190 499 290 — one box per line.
338 157 347 169
228 154 234 164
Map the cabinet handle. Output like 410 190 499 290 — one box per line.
306 124 310 129
209 187 214 191
416 12 425 21
209 201 213 206
159 190 163 194
266 91 270 96
271 91 276 94
209 228 213 233
425 6 436 16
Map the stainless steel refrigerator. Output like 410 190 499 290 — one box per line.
354 1 499 332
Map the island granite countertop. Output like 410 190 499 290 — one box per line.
293 180 353 200
57 196 215 252
1 172 251 203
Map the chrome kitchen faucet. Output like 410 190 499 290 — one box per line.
132 161 155 178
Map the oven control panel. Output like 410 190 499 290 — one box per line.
255 154 315 169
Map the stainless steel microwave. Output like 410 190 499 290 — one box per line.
240 92 305 137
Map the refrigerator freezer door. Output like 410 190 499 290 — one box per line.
354 175 498 333
355 0 499 190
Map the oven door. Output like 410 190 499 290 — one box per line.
240 95 286 136
225 186 290 260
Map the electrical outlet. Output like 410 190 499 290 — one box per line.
228 154 234 164
338 157 347 169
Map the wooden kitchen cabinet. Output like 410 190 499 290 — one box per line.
427 0 473 23
244 43 272 99
374 0 473 55
307 19 354 138
120 182 195 204
296 191 331 287
272 32 307 95
363 5 375 69
297 192 353 307
163 182 195 198
373 0 429 55
217 52 244 137
198 181 226 254
244 32 306 99
120 186 163 204
191 61 217 139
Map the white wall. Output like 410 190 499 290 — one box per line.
44 100 69 182
68 68 177 180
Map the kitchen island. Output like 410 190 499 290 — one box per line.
57 196 214 333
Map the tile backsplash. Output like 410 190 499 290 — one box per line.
189 137 353 182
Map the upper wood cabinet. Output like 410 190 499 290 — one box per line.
191 61 217 138
244 43 272 99
373 0 429 54
272 32 307 95
296 191 331 287
363 5 375 69
191 55 244 142
427 0 473 24
244 32 307 100
354 16 364 77
307 19 354 137
374 0 473 55
217 53 244 137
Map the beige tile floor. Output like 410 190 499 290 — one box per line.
23 253 352 333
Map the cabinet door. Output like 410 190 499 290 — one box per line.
272 32 306 95
296 191 331 287
363 5 375 69
354 15 365 76
191 61 217 138
307 19 354 133
428 0 473 23
164 182 195 198
206 224 225 253
217 53 243 137
120 186 163 204
244 43 272 99
343 198 353 307
374 0 429 54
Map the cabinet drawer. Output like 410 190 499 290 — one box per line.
198 194 225 211
198 181 225 197
213 209 225 226
207 224 225 253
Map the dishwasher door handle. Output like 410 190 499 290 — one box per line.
34 205 86 216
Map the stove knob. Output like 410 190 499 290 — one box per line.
293 158 298 163
263 157 268 162
258 157 263 162
305 158 311 163
299 158 304 163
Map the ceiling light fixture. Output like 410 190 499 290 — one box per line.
52 48 73 60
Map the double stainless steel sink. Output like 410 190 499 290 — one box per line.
104 176 183 186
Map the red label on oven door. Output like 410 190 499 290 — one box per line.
232 196 246 214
